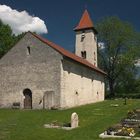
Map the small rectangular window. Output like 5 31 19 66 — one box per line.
27 46 31 55
81 51 86 59
81 33 85 42
94 52 96 60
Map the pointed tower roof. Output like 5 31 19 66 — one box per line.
74 9 97 33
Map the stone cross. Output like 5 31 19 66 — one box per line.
71 112 79 128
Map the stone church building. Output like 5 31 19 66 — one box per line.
0 10 106 109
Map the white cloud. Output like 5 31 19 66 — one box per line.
0 4 48 35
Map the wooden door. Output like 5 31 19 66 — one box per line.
23 89 32 109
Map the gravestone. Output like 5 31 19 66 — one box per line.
71 112 79 128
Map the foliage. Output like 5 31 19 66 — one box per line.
96 16 140 97
127 110 137 119
0 20 25 58
0 99 140 140
115 74 136 94
115 93 140 99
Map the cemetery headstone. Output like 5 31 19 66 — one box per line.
71 112 79 128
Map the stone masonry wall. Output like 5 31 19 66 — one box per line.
75 29 98 66
0 32 62 109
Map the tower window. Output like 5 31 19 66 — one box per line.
27 46 31 55
81 31 85 42
81 51 86 59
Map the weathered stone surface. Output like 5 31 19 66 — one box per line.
71 112 79 128
60 58 105 108
0 32 62 109
0 31 105 109
75 29 98 66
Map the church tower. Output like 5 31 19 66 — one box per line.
74 10 98 66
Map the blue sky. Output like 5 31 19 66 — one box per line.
0 0 140 52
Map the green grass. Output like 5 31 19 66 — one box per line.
0 99 140 140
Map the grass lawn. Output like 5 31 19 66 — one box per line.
0 99 140 140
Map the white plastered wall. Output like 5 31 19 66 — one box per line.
60 59 104 108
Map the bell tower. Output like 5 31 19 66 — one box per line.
74 10 98 67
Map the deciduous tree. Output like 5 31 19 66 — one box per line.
0 20 25 58
96 17 140 97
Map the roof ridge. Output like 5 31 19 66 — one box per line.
29 31 106 75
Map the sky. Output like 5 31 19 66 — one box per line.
0 0 140 52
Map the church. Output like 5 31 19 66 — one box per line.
0 10 106 109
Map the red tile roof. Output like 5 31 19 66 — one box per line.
29 32 106 75
74 10 94 31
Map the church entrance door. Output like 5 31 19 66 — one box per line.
23 89 32 109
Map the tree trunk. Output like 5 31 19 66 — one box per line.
109 79 115 97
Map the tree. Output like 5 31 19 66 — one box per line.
0 20 25 58
96 17 140 97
